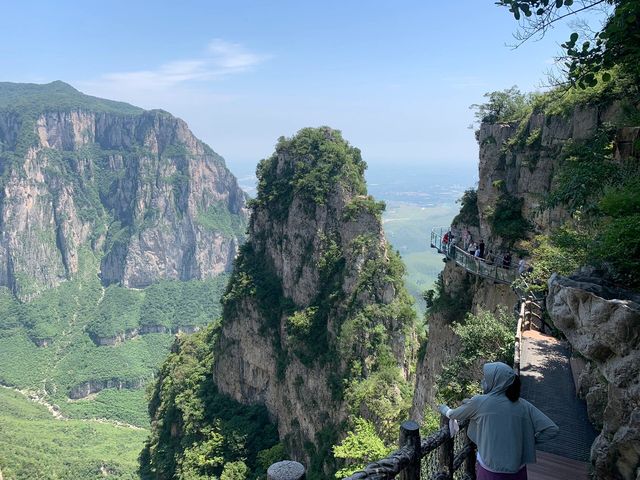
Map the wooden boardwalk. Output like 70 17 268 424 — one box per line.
429 229 598 479
528 450 590 480
520 330 597 479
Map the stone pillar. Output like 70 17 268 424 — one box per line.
267 460 306 480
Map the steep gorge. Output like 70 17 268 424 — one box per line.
413 87 640 479
143 127 417 479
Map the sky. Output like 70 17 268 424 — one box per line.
0 1 608 177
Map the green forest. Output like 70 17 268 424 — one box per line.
0 253 228 426
0 387 147 480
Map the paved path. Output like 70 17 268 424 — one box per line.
520 330 597 463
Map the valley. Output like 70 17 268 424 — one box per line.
0 386 147 479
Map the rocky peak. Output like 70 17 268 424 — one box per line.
214 127 416 471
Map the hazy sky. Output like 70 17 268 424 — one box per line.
1 1 607 174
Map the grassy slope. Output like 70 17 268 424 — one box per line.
382 202 458 311
0 386 147 480
0 262 228 478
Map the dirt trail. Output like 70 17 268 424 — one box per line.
0 384 145 430
1 384 66 419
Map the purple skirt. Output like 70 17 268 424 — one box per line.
476 462 527 480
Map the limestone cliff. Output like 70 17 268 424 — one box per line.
0 81 246 300
475 103 630 244
213 127 416 473
548 274 640 480
413 94 639 479
410 261 517 421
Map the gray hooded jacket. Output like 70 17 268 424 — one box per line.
448 362 559 473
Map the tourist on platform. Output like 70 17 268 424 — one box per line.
485 250 495 265
503 252 512 269
479 240 485 259
438 362 558 480
449 235 458 258
468 242 477 256
463 229 471 249
518 258 528 275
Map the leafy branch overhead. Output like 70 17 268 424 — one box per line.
497 0 640 88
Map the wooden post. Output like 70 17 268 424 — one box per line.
399 420 421 480
438 414 454 478
267 461 305 480
464 433 476 479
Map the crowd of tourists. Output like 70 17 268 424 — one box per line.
440 228 531 274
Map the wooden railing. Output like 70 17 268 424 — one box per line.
513 291 547 374
430 228 518 285
266 417 476 480
342 417 476 480
521 295 547 333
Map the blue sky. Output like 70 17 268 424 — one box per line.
1 1 608 175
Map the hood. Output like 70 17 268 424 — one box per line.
482 362 516 395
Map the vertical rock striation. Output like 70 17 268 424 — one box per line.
0 81 246 299
476 104 629 245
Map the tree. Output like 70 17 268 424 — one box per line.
497 0 640 87
333 418 391 478
220 461 249 480
469 87 532 124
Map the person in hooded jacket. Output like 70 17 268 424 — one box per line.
438 362 558 480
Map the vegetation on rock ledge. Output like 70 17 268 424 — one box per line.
141 324 281 480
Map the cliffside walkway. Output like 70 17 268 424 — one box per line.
429 227 518 285
515 298 597 479
428 229 598 478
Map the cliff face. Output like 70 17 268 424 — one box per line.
475 103 624 244
0 81 246 300
548 274 640 480
414 98 639 477
410 262 516 421
213 128 416 470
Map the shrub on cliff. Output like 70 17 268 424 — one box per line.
452 188 480 227
470 86 533 125
487 193 531 245
539 126 640 288
333 418 392 478
252 127 367 218
435 308 516 405
594 175 640 287
423 271 473 324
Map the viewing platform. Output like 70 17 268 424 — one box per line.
430 227 518 285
